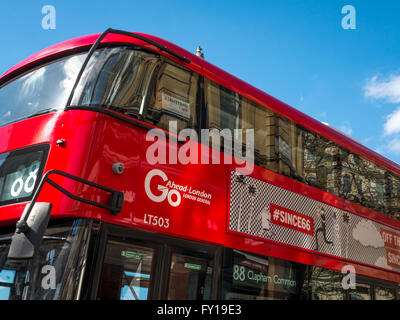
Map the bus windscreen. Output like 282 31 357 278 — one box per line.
0 54 85 127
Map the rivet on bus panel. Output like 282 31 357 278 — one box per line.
56 139 66 147
112 163 125 175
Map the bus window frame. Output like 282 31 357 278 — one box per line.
55 43 400 223
349 275 399 300
1 39 400 220
88 222 223 300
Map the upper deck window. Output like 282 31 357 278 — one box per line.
69 45 400 220
71 47 199 132
0 54 85 127
72 47 159 114
205 78 400 220
145 60 199 132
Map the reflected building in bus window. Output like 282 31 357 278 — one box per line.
146 60 199 132
73 45 400 222
222 249 308 300
305 267 346 300
205 80 305 179
302 127 400 220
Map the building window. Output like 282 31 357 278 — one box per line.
356 178 362 195
343 174 351 194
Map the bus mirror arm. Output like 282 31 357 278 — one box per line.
7 169 124 260
17 169 124 232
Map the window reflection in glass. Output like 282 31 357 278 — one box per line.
307 267 346 300
97 240 155 300
0 54 86 127
69 45 400 221
72 47 161 117
0 219 91 300
205 79 277 171
349 283 371 300
204 76 400 219
222 249 307 300
145 60 199 132
167 249 213 300
72 47 199 133
121 271 150 300
375 286 395 300
343 174 351 194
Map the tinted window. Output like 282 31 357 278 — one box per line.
205 79 276 170
72 46 400 220
0 54 85 127
0 219 91 300
72 47 160 116
97 239 157 300
349 282 372 300
145 60 199 132
375 286 396 300
72 47 199 133
305 267 346 300
205 77 400 220
222 249 307 300
167 248 213 300
222 248 398 300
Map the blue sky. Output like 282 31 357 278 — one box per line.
1 0 400 164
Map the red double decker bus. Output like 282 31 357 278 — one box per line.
0 29 399 300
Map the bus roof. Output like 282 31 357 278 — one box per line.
1 30 399 176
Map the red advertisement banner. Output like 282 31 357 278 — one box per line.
386 248 400 269
380 228 400 250
270 203 314 236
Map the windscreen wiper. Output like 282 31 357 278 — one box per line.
26 108 61 119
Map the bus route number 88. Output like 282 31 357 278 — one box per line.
10 163 40 198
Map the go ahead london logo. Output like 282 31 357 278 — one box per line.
144 169 212 207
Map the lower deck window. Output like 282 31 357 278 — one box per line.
222 248 397 300
222 249 307 300
97 239 156 300
166 248 213 300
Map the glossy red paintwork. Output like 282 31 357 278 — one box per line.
0 109 398 284
1 31 399 177
0 32 400 285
